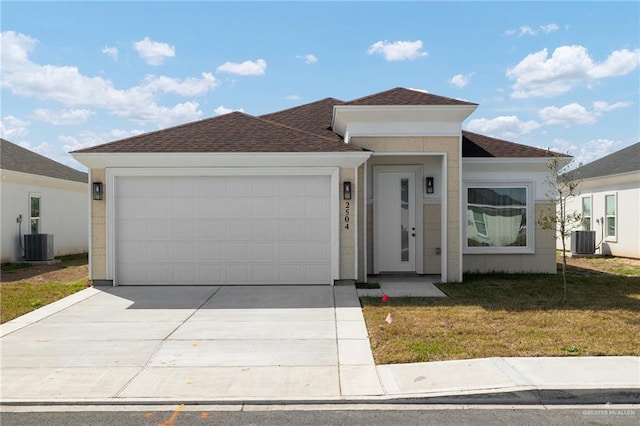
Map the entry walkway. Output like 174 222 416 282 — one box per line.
358 274 447 297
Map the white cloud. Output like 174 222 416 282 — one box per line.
505 23 560 37
133 37 175 66
140 72 218 96
367 40 428 61
216 59 267 76
575 139 619 166
33 108 92 126
540 23 559 34
592 100 632 112
297 54 317 65
214 105 245 115
60 129 145 153
0 31 214 127
520 25 536 36
539 103 598 126
285 94 301 101
466 115 541 138
506 45 640 98
550 138 619 167
102 46 118 61
448 73 473 88
0 31 36 70
0 115 30 140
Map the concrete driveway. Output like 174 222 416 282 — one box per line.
1 284 383 402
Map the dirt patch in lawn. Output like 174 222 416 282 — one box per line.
562 254 640 276
1 254 90 323
1 254 88 284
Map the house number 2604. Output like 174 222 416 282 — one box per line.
344 201 350 230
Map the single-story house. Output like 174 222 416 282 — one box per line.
562 142 639 259
72 87 563 286
1 138 89 263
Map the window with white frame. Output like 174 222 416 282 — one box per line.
581 196 591 231
605 194 616 239
30 194 41 234
465 184 533 253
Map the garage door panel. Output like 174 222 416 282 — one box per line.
253 243 276 261
199 198 226 218
116 175 332 285
226 198 251 218
277 220 304 240
172 177 199 198
252 199 277 218
118 220 146 241
172 221 198 240
226 220 251 240
118 198 146 219
226 242 250 261
147 243 170 262
146 221 172 241
199 243 224 262
304 175 331 195
252 221 276 240
173 198 197 219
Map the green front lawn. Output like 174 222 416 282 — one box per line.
362 270 640 363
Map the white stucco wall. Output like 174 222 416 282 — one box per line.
561 172 640 259
1 169 88 263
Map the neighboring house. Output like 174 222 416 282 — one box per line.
72 87 564 286
561 142 640 259
1 138 89 263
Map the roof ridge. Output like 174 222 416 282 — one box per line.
462 130 569 157
346 87 478 106
259 97 344 117
254 114 355 147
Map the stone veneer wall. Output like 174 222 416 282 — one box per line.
462 202 557 274
351 136 460 281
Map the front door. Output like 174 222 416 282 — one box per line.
374 168 419 273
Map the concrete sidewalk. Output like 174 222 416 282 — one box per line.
0 285 638 405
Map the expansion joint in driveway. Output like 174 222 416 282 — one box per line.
112 286 222 398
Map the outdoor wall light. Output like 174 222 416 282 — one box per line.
426 177 434 194
343 181 352 200
92 182 103 200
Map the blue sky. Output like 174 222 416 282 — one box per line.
2 1 639 171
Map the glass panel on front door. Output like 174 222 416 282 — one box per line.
400 178 409 261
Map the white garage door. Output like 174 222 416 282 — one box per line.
115 175 332 285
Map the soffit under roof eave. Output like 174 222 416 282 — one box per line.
331 104 478 137
71 151 372 169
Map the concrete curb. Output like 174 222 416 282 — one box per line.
2 389 638 407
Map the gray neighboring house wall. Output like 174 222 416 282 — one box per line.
562 142 640 259
1 138 89 263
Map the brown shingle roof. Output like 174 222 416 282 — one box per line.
346 87 477 106
74 112 362 153
260 97 344 142
1 138 87 183
462 131 564 158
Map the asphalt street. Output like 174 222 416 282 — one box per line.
1 406 638 426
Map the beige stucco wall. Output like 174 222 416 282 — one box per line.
423 203 442 274
339 167 357 280
352 136 460 281
90 168 107 280
462 202 557 274
356 164 366 281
